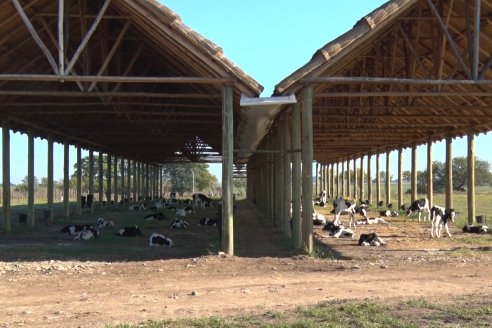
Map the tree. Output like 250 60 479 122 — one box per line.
402 170 411 183
233 178 247 196
162 163 217 196
15 175 39 192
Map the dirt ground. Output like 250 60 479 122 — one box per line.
1 201 491 327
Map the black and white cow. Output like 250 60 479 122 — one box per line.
314 191 327 207
462 224 488 234
144 212 166 221
358 233 386 246
198 217 217 226
322 220 354 238
129 204 146 211
149 233 174 247
192 193 213 209
96 218 114 227
379 210 399 217
170 218 189 229
430 205 456 238
332 197 368 229
60 224 93 236
355 217 388 225
406 198 431 222
116 225 142 237
313 212 327 225
74 227 99 241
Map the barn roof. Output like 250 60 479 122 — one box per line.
274 0 492 163
0 0 263 164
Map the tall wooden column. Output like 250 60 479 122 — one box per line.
376 153 380 205
76 146 82 215
107 154 112 206
2 121 11 232
346 160 351 198
27 132 35 227
336 163 340 197
427 141 433 207
127 159 131 201
398 149 403 209
88 149 94 213
386 152 390 206
136 161 140 201
330 164 335 198
359 157 364 202
222 85 234 255
120 157 125 202
47 137 54 223
367 154 372 205
445 137 453 209
113 156 118 204
315 162 319 196
467 131 475 224
63 142 70 217
283 111 291 238
353 159 357 200
133 160 137 202
291 103 302 246
411 145 417 203
301 86 313 254
98 152 103 209
341 161 345 197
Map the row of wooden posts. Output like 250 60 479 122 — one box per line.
1 121 170 232
245 86 479 254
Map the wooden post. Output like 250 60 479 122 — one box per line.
63 142 70 217
107 154 112 206
98 152 103 209
113 156 118 204
127 159 131 201
445 137 453 209
336 163 340 197
120 157 125 202
47 137 54 223
2 121 11 232
386 152 391 206
359 157 364 202
292 103 302 249
136 161 140 201
301 86 313 254
315 162 319 197
76 146 82 215
133 160 137 202
330 164 335 198
467 131 476 224
88 149 94 213
222 85 234 255
398 149 403 209
411 145 417 203
341 161 346 198
353 159 357 200
367 154 372 205
283 111 291 238
376 153 380 205
427 141 433 207
27 132 35 227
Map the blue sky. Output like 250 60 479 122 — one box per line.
1 1 491 184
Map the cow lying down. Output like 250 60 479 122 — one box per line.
323 221 354 238
144 212 166 221
462 225 488 234
60 224 93 235
355 217 388 225
358 233 386 246
170 218 189 229
117 225 141 237
313 212 327 225
149 233 174 247
96 218 114 227
74 227 99 241
198 217 217 226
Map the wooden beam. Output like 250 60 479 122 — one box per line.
376 154 381 206
120 157 125 202
2 121 11 232
301 86 313 254
426 0 472 79
291 103 302 249
133 160 137 202
113 156 118 204
341 161 345 197
367 154 372 204
11 0 60 74
58 0 65 75
222 85 234 256
98 152 104 209
107 154 112 206
302 77 492 85
353 159 357 200
28 132 35 227
467 131 475 224
65 0 112 74
472 0 481 80
386 152 391 207
0 90 222 99
359 157 364 202
314 91 492 98
445 137 453 209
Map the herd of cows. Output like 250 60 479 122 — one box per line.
59 193 217 247
313 191 489 246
